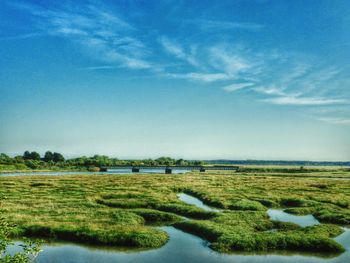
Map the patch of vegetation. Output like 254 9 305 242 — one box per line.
0 220 42 262
228 199 266 211
17 224 168 248
96 198 149 209
314 209 350 224
212 231 344 253
175 214 344 253
301 223 344 238
253 198 278 208
284 207 317 215
271 220 301 231
130 209 182 224
110 211 145 225
310 197 349 209
29 182 53 187
309 183 329 189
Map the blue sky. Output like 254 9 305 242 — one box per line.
0 0 349 161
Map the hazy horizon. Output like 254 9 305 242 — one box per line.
1 0 350 161
2 151 350 163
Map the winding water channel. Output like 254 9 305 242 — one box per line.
5 193 350 262
267 209 320 227
177 193 220 212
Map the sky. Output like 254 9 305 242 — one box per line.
0 0 350 161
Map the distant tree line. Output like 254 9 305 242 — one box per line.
0 152 204 171
23 151 64 162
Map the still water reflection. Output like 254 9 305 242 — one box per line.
6 227 350 263
267 209 320 227
177 193 220 212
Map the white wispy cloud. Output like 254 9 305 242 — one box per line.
209 46 253 77
278 63 310 85
161 42 257 83
293 67 341 97
84 65 116 70
254 83 306 99
222 82 255 92
249 62 350 123
159 36 198 66
166 72 230 82
187 19 264 31
254 86 288 97
16 2 150 70
263 96 347 106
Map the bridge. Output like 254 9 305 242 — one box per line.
100 165 240 174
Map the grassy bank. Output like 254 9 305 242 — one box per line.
174 213 344 253
0 169 349 253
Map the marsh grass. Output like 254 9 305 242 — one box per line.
0 168 349 253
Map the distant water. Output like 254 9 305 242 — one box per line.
205 160 350 167
0 169 191 177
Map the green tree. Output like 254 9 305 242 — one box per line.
176 159 188 166
193 160 204 166
29 152 41 161
23 151 31 160
0 153 9 159
14 156 25 163
43 151 53 162
156 157 176 166
0 154 11 165
52 152 64 162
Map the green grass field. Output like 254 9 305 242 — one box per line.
0 168 349 253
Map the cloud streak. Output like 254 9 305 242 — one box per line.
158 34 349 124
166 72 230 82
222 82 255 92
18 2 151 70
263 96 347 106
159 37 198 66
186 19 264 31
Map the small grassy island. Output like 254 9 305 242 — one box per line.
1 163 349 254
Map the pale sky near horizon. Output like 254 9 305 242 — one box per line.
0 0 350 161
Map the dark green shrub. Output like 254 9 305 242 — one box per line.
280 197 307 207
314 209 350 224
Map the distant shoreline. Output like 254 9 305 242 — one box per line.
204 160 350 167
